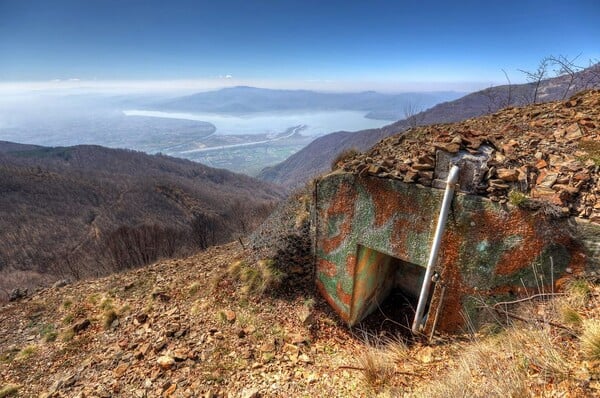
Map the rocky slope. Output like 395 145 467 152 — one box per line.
2 242 600 397
336 89 600 222
259 63 600 191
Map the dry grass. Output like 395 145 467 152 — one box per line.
187 282 201 297
559 305 583 327
421 326 569 398
0 385 19 398
356 344 396 392
225 259 285 296
354 333 408 394
565 279 591 308
580 320 600 361
102 309 118 330
15 345 37 361
413 279 599 397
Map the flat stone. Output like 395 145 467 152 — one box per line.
496 168 520 182
565 123 583 140
537 171 558 188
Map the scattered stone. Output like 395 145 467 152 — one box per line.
72 319 91 333
496 168 520 182
52 279 70 289
241 388 261 398
157 355 176 370
223 309 236 323
334 89 600 220
135 313 148 324
8 288 27 302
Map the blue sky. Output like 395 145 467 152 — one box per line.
0 0 599 92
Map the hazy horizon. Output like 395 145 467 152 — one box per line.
1 1 598 94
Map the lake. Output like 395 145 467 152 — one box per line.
123 109 391 137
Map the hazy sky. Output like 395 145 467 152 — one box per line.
1 0 599 92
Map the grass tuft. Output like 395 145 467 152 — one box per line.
103 309 118 330
15 345 37 361
580 320 600 361
508 190 529 207
559 305 583 327
229 259 285 296
578 140 600 166
356 344 395 392
565 279 591 308
40 323 58 342
187 282 201 297
0 385 19 398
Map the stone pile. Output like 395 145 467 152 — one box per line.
337 89 600 222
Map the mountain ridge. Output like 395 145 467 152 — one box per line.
258 63 600 190
156 86 464 120
0 142 283 300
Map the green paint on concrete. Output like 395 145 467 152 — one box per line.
314 172 592 329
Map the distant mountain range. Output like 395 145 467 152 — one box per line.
259 63 600 190
157 86 464 120
0 141 283 299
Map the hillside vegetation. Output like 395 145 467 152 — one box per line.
0 142 283 301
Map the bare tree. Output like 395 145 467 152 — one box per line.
579 58 600 90
519 58 550 104
501 68 513 107
548 54 583 99
403 101 424 128
191 212 218 250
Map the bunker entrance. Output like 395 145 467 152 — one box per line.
352 245 433 334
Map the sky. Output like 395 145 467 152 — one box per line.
0 0 599 93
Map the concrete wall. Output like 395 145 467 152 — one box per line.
314 172 598 332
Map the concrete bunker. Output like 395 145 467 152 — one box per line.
313 148 599 334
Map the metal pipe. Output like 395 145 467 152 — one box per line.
411 165 460 334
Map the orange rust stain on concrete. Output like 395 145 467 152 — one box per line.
345 254 356 276
558 236 587 275
363 178 399 228
316 280 349 322
364 177 428 234
434 229 470 332
317 259 338 278
320 183 357 254
479 210 545 276
392 218 409 259
337 281 352 307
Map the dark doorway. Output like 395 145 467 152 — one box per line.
352 245 433 336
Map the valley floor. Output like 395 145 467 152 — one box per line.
1 243 599 397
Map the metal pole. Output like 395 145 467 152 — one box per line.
411 165 459 334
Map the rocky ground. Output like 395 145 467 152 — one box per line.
336 89 600 222
2 242 600 397
3 91 600 397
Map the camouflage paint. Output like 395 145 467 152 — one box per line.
314 172 593 332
